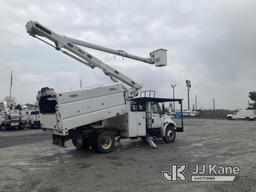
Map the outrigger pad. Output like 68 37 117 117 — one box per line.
146 136 157 149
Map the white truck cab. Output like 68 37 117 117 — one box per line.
29 110 41 128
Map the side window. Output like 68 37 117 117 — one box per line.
157 103 162 114
131 103 145 112
151 103 161 114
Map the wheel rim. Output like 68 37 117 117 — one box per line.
100 135 112 150
167 129 174 139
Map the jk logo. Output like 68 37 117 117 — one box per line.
162 163 187 182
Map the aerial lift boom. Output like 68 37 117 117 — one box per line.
26 21 167 97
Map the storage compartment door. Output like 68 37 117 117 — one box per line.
128 112 146 137
137 112 146 136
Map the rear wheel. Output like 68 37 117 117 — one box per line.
72 131 89 150
163 125 176 143
93 131 115 153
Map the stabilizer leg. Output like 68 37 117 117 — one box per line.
146 136 157 149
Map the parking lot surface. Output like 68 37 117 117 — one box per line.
0 119 255 192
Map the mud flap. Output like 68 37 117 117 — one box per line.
52 134 65 147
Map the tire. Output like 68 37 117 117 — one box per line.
93 131 115 153
163 125 176 143
227 117 232 120
72 131 89 150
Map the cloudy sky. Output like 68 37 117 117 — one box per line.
0 0 255 110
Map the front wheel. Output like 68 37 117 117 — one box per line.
93 131 115 153
163 125 176 143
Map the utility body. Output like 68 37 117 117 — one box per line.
26 21 184 153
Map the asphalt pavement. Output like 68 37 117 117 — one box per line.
0 119 255 192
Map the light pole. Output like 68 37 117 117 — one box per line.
9 70 13 109
195 94 197 111
187 87 190 110
185 80 191 110
171 84 176 112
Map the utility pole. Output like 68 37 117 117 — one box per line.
9 70 13 109
213 98 215 110
171 84 176 112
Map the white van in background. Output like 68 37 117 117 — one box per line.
227 109 256 120
29 110 40 128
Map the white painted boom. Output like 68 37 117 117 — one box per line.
26 21 167 96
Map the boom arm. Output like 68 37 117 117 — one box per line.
26 21 167 96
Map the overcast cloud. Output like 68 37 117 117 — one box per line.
0 0 255 109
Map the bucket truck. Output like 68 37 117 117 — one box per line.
26 21 184 153
0 102 23 130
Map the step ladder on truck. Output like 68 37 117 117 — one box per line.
26 21 184 153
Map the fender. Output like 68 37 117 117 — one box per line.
161 115 176 137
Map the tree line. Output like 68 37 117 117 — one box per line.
248 91 256 109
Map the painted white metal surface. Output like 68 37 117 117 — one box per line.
40 114 59 129
129 112 146 136
39 83 126 135
104 111 146 137
150 49 167 67
62 105 126 131
152 113 163 128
